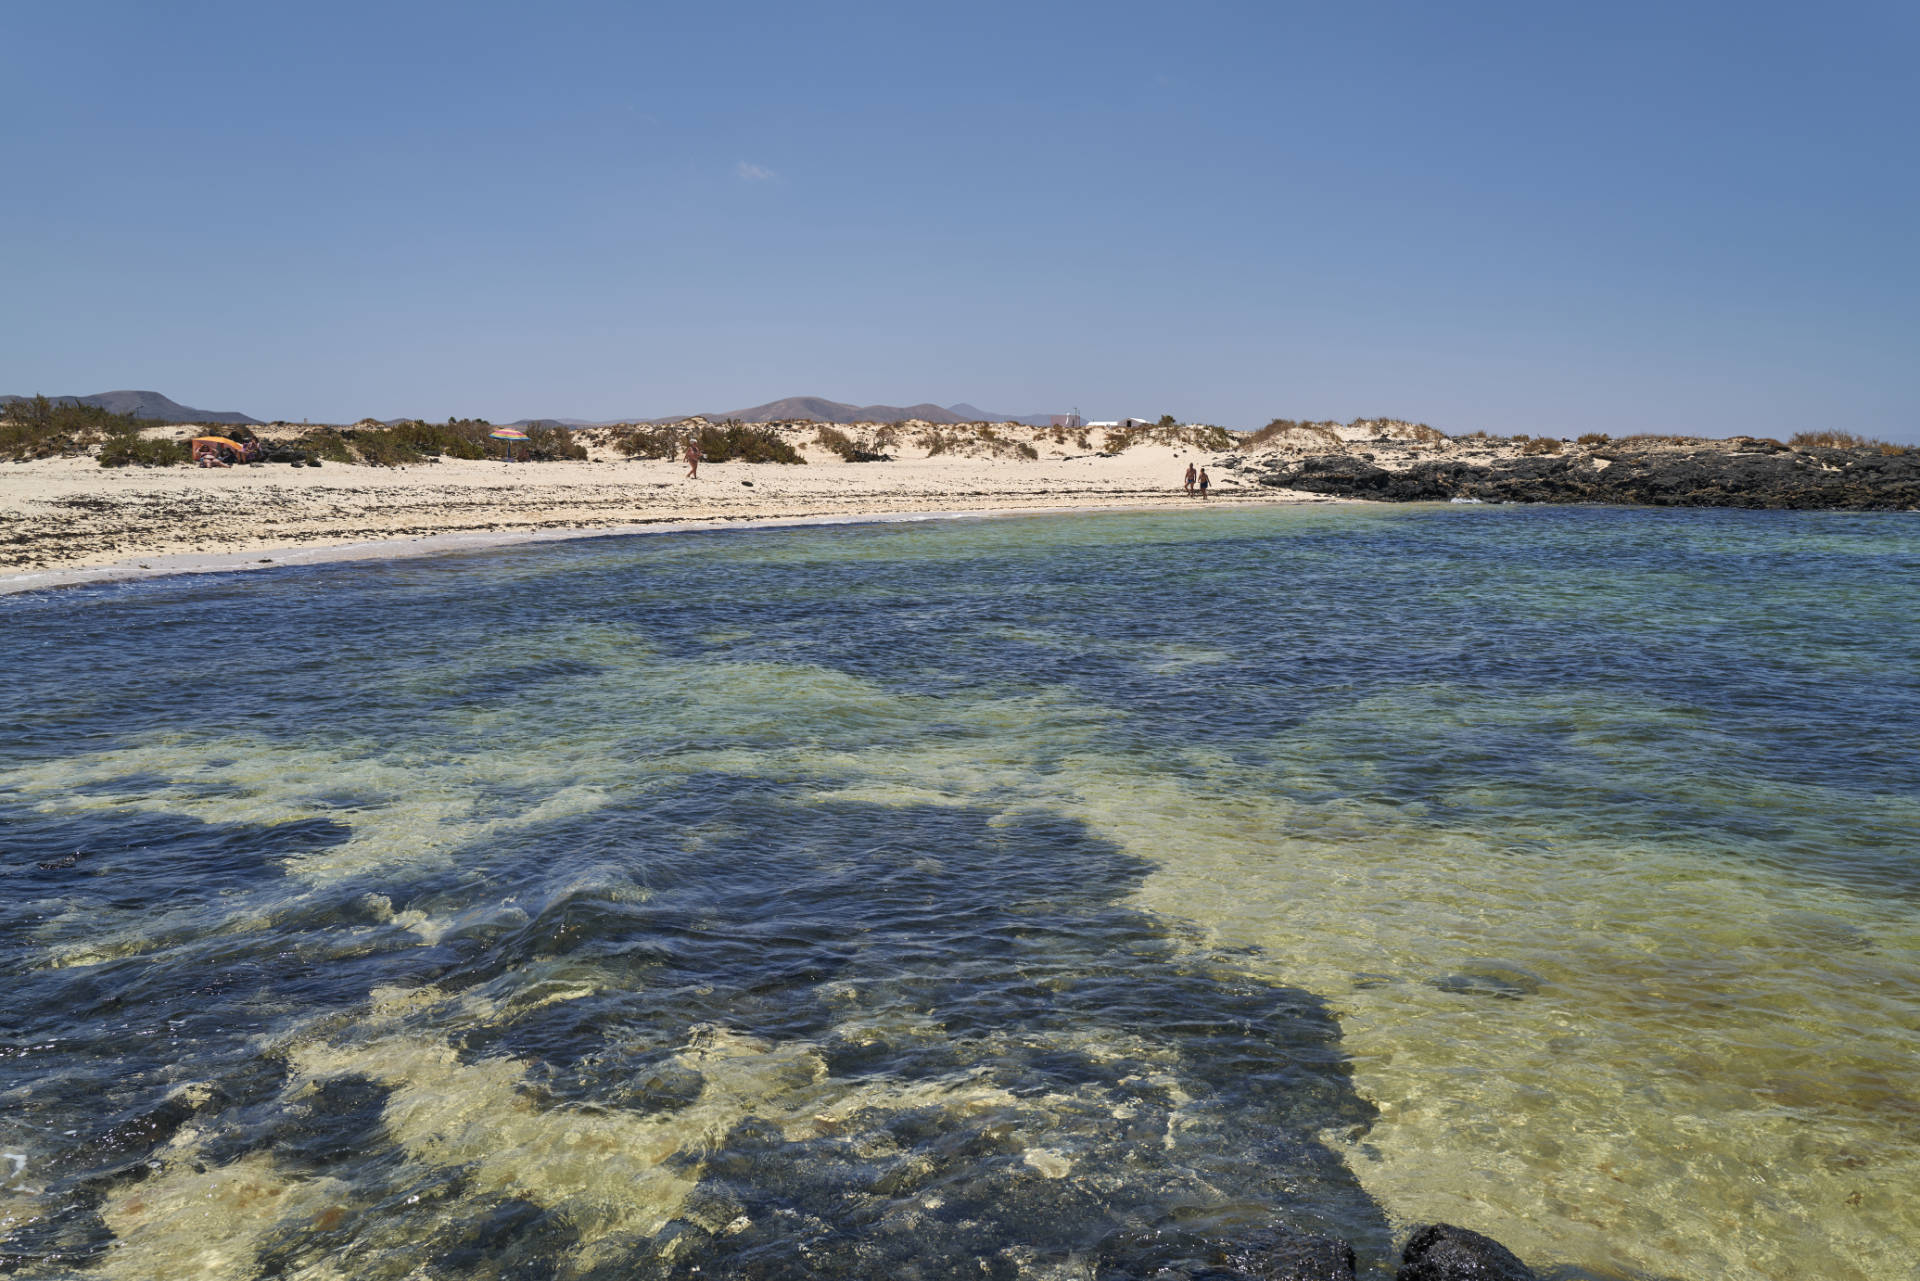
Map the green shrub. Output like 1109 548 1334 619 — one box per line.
97 436 191 467
611 425 681 459
814 425 858 459
609 422 796 463
291 429 356 463
2 394 157 460
814 425 892 461
697 422 802 464
524 424 586 461
386 418 491 459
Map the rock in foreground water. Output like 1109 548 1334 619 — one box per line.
1396 1223 1538 1281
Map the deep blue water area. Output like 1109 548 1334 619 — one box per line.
2 504 1916 1280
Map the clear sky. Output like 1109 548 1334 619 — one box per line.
4 1 1915 439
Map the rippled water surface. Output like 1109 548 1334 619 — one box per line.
3 505 1917 1280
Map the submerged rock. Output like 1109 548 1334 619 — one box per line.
1094 1223 1357 1280
1429 964 1542 1001
1396 1223 1537 1281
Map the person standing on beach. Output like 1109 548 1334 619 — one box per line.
684 437 703 479
1198 467 1211 499
1184 462 1197 495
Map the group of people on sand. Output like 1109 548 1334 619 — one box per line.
1182 462 1212 498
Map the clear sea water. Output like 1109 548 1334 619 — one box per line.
2 504 1915 1281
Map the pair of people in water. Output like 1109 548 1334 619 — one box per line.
1183 463 1212 498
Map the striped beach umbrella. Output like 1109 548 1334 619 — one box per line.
489 427 529 461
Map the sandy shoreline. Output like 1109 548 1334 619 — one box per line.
0 447 1331 594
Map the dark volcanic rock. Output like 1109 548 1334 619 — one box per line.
1257 445 1920 510
1396 1224 1536 1281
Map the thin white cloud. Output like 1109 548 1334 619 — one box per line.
735 161 775 182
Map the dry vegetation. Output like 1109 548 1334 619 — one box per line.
1790 430 1907 454
814 424 898 461
602 421 803 464
914 422 1041 460
1 395 188 463
1245 419 1344 450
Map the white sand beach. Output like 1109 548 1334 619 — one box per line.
0 427 1347 592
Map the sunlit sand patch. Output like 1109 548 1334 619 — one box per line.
98 1151 349 1281
1060 747 1920 1281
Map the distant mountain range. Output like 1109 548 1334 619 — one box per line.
507 399 1058 428
649 397 1058 427
3 388 1058 430
0 389 260 426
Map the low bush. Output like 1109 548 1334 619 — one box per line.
814 425 893 462
2 394 160 460
522 424 587 461
1246 419 1341 450
610 425 680 459
696 422 802 464
1576 432 1610 446
612 421 802 464
293 429 356 463
286 418 585 466
386 418 491 460
97 436 191 467
1788 429 1902 453
1521 436 1562 455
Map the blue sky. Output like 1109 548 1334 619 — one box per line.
4 1 1915 439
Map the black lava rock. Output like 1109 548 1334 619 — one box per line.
1257 444 1920 510
1396 1224 1536 1281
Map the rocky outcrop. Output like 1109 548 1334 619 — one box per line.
1397 1224 1538 1281
1092 1221 1536 1280
1251 444 1920 510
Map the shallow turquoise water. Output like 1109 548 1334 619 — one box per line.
2 504 1916 1279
